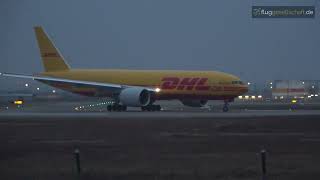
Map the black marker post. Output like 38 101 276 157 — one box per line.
260 149 267 180
74 149 81 175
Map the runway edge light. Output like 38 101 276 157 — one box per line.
14 100 24 105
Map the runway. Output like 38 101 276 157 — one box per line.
1 100 320 180
1 107 320 180
1 110 320 120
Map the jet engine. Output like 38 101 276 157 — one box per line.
181 100 208 107
119 87 151 107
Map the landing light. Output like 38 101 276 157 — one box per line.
155 88 161 93
245 95 249 99
251 96 256 99
238 96 243 99
258 95 262 98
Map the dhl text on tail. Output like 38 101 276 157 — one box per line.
1 26 248 112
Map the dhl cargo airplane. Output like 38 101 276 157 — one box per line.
1 27 248 112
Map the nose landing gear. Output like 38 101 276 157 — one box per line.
222 99 232 112
222 102 229 112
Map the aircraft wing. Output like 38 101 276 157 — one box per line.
0 73 157 97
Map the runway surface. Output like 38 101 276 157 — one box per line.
1 108 320 180
1 109 320 119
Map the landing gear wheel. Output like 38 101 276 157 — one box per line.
141 105 161 111
107 105 112 112
222 105 229 112
222 102 229 112
156 105 161 111
107 104 127 112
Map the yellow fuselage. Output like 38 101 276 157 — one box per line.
40 69 248 100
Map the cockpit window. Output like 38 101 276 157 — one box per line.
232 81 244 85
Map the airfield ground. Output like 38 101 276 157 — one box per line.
1 106 320 180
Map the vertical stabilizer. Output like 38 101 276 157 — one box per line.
34 26 70 72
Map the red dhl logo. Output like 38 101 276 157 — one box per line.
42 52 59 58
161 77 210 91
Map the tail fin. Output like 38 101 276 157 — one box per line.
34 26 70 72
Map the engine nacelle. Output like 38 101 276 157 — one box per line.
181 100 208 107
119 87 151 107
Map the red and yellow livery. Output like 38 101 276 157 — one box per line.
1 26 248 112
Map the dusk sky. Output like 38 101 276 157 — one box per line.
1 0 319 90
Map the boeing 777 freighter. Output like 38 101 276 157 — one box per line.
1 27 248 112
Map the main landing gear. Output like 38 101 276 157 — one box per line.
107 104 161 112
141 105 161 111
107 104 127 112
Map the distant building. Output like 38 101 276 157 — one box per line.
272 80 319 99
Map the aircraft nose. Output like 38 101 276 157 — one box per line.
241 85 249 94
